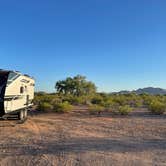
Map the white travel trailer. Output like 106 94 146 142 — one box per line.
0 70 35 121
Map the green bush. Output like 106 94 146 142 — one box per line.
112 95 128 106
67 96 86 105
51 96 62 105
134 99 143 108
91 95 105 105
141 94 154 106
53 102 73 113
89 105 105 115
34 93 166 115
101 98 114 108
59 94 92 105
148 100 166 115
34 93 61 105
38 102 53 112
118 105 133 115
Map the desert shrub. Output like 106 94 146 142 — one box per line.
53 102 73 113
148 100 166 115
69 96 87 105
89 105 105 115
126 94 143 107
34 94 44 105
34 94 56 105
69 96 82 105
156 95 166 103
112 95 128 106
91 95 105 105
134 99 143 107
61 94 75 104
141 94 154 106
77 96 93 105
60 94 92 105
118 105 133 115
102 99 114 108
51 96 62 105
37 102 53 112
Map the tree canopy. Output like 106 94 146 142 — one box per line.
55 75 97 96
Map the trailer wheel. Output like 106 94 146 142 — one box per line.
18 110 24 121
23 109 28 120
18 109 28 121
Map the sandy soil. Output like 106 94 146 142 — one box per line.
0 107 166 166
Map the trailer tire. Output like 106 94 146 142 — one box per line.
18 109 27 121
18 110 24 121
23 109 28 120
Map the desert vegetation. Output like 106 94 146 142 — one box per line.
34 75 166 115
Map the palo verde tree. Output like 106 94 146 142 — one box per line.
55 75 97 96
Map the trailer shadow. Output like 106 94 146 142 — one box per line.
0 115 26 127
0 118 16 127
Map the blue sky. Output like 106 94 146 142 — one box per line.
0 0 166 92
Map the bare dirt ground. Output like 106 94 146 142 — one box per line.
0 107 166 166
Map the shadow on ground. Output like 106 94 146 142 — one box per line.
1 137 166 156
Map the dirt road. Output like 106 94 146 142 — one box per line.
0 107 166 166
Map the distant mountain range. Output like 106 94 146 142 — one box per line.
114 87 166 95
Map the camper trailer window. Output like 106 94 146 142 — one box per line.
7 72 20 85
20 87 24 94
